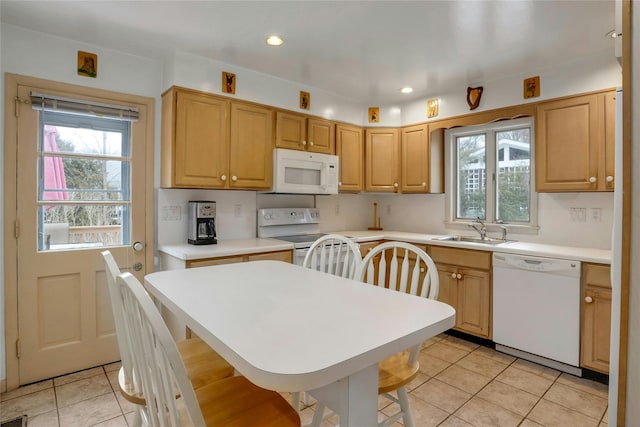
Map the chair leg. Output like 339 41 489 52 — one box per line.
397 387 414 427
291 391 301 412
311 402 326 427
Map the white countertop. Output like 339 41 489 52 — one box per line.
159 238 293 260
337 230 612 264
159 231 611 264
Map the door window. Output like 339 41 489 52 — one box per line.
38 111 132 251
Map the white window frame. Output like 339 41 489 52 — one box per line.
444 117 539 234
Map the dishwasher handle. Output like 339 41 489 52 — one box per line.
493 253 581 277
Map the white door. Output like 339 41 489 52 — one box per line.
7 76 153 385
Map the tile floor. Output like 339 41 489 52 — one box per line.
0 334 609 427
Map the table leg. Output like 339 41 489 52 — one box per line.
308 363 378 426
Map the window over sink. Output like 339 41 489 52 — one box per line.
444 117 538 233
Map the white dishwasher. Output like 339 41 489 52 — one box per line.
493 253 581 375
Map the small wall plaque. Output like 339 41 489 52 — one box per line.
466 86 483 110
222 71 236 94
427 98 439 118
368 107 379 123
524 76 540 99
77 51 97 78
300 91 310 110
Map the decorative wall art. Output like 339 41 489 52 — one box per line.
466 86 483 110
77 51 97 78
222 71 236 94
427 98 439 118
524 76 540 99
300 91 310 110
368 107 380 123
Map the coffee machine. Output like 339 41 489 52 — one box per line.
188 201 217 245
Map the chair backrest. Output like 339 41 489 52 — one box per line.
101 250 136 388
302 234 362 279
117 272 206 427
356 241 439 300
356 242 439 366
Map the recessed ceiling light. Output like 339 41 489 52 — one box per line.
266 35 284 46
401 87 413 94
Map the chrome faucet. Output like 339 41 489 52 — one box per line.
499 225 508 241
469 217 487 240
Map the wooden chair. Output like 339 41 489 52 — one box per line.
293 234 362 411
302 234 362 279
101 251 235 425
116 271 300 427
311 241 439 427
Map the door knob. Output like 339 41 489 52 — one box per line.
133 262 143 271
132 242 144 252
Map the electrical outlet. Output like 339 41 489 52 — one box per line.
234 204 242 218
335 204 340 215
386 204 391 215
590 208 602 222
569 207 587 222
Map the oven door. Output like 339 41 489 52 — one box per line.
294 243 356 269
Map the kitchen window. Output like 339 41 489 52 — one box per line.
444 117 538 232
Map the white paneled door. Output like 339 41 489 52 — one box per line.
6 75 154 385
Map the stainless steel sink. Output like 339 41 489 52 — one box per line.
432 235 512 245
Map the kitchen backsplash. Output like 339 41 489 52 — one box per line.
157 189 614 250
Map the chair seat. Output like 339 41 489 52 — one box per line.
196 375 300 426
177 337 235 390
118 337 235 404
378 351 419 394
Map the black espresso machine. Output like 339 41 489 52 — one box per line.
188 201 217 245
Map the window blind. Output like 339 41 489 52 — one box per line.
30 92 139 122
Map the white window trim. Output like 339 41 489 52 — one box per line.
444 117 539 235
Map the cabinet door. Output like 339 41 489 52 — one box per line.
307 117 335 154
365 128 400 192
602 91 616 190
536 94 599 192
581 263 612 373
229 102 274 190
275 112 307 150
457 268 491 338
401 124 430 193
172 91 229 188
187 255 244 268
336 124 363 192
435 263 458 310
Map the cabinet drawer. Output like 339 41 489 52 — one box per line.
428 246 491 270
582 263 611 289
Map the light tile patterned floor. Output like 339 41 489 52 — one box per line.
1 334 609 427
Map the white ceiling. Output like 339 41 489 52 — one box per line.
1 1 616 104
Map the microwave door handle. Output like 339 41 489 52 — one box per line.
320 165 327 190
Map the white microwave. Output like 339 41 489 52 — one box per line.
272 148 339 194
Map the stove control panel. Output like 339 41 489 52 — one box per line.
258 208 320 226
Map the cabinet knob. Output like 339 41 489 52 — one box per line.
301 140 307 146
394 182 399 188
606 175 614 183
589 176 597 183
585 296 593 303
451 273 457 279
339 181 342 186
457 273 462 280
420 267 425 273
231 175 238 182
220 175 227 181
422 182 427 187
309 141 314 146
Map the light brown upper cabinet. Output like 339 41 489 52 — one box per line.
275 112 335 154
536 90 615 192
400 124 444 193
335 123 364 192
161 87 273 190
365 128 400 192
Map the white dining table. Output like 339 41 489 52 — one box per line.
145 260 455 426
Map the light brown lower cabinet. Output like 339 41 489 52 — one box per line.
581 263 612 374
428 246 492 339
185 249 292 268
